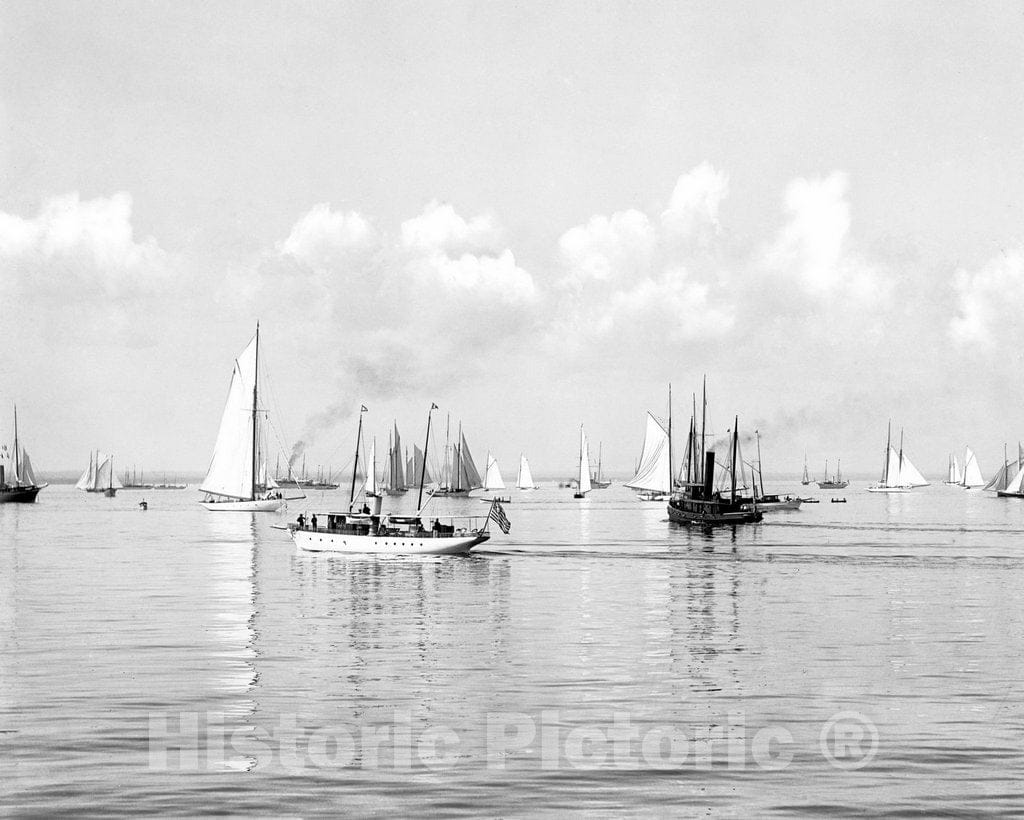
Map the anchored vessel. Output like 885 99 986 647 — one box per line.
0 405 47 503
667 381 762 527
817 459 848 490
199 324 290 511
866 422 928 493
76 450 122 497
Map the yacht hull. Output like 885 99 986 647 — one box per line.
293 528 489 556
201 498 284 512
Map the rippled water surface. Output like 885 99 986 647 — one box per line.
3 483 1024 816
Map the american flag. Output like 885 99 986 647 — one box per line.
488 500 511 534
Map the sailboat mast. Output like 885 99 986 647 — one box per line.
349 406 365 509
456 422 463 491
417 404 435 511
700 377 707 487
667 383 673 491
250 323 260 501
756 430 765 498
730 416 738 502
12 404 19 484
883 420 891 485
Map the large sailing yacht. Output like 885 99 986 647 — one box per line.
199 324 289 511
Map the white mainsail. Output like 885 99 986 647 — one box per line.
94 453 124 490
624 412 671 493
895 449 929 487
365 437 378 495
76 451 95 490
484 453 505 491
961 447 984 488
1003 463 1024 495
947 454 963 483
577 426 592 494
516 454 536 489
201 333 258 500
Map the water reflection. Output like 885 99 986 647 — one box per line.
202 512 259 771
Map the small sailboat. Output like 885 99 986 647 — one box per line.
625 411 672 501
434 420 483 496
944 453 964 485
480 452 510 503
959 446 985 489
801 455 813 485
0 405 48 503
986 443 1022 493
516 454 538 490
199 324 289 511
76 450 123 497
817 459 848 490
866 422 929 493
591 442 611 488
290 404 500 555
384 422 407 495
573 425 592 498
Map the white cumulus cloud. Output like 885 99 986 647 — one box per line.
950 250 1024 348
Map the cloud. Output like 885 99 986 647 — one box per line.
0 192 169 300
762 172 878 299
660 161 729 241
278 203 376 269
949 250 1024 348
400 200 503 256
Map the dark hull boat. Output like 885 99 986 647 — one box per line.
0 484 43 503
1 405 47 504
668 415 762 528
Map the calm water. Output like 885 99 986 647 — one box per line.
3 482 1024 816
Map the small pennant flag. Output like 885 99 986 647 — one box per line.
488 500 511 534
360 405 368 412
431 403 439 410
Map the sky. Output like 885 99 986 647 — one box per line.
2 1 1024 479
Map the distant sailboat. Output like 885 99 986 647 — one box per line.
591 442 611 489
76 451 123 497
866 422 929 493
516 454 538 490
0 405 48 503
801 455 813 486
406 444 432 487
625 411 672 501
384 422 407 495
199 324 288 511
480 452 510 502
985 443 1022 493
817 459 848 490
959 446 985 489
364 436 381 499
573 426 592 498
434 423 483 496
944 454 964 485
